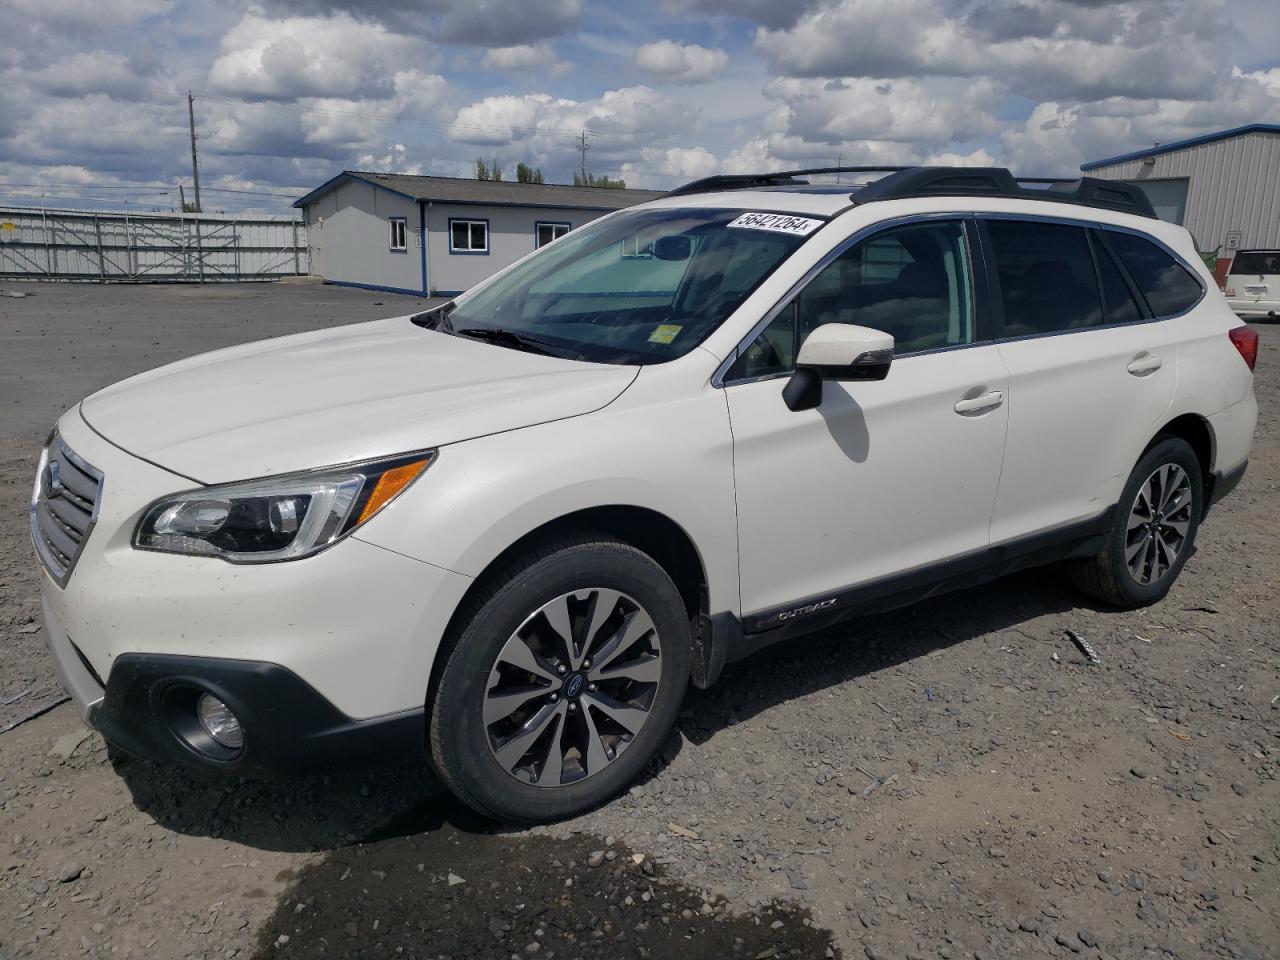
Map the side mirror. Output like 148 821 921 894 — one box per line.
783 323 894 412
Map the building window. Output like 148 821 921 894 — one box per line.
536 222 571 248
449 218 489 254
388 217 407 251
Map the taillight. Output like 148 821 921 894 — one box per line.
1229 326 1259 371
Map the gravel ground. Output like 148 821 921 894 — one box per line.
0 281 1276 960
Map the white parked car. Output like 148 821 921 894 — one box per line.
1224 249 1280 320
32 167 1258 822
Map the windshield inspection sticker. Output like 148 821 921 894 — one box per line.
727 212 824 236
648 324 683 344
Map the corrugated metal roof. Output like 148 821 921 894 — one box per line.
294 170 664 210
1080 124 1280 171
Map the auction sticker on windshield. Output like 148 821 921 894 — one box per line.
727 213 825 236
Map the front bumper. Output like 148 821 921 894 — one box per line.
86 652 425 775
35 407 474 771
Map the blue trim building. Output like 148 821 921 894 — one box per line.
1080 124 1280 265
294 171 662 297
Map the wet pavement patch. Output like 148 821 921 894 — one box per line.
253 821 839 959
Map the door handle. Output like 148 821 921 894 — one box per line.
1127 355 1163 376
954 391 1004 415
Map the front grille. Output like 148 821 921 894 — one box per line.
30 433 103 588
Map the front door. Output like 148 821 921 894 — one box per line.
724 218 1009 624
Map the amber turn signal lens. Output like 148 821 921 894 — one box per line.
356 459 430 524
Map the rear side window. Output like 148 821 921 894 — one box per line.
986 220 1102 336
1106 231 1202 317
1093 234 1143 325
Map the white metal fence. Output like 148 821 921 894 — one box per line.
0 206 308 282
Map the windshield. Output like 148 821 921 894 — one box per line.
445 207 822 364
1230 251 1280 276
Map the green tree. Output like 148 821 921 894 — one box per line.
516 162 545 184
573 172 627 189
475 158 504 181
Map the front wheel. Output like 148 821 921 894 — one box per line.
1069 436 1203 608
429 535 691 823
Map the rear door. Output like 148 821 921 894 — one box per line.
983 217 1185 543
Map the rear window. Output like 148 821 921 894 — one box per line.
1229 251 1280 276
1106 231 1202 317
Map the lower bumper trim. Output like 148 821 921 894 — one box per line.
89 653 424 777
1206 461 1247 514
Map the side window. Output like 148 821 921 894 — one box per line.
986 220 1102 335
1092 232 1143 325
450 219 489 254
1106 231 1202 317
388 217 407 251
727 219 974 380
536 222 570 248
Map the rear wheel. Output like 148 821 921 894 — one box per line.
1069 436 1203 608
429 535 690 823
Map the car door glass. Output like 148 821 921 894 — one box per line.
1093 234 1143 324
987 220 1103 336
1106 231 1203 317
727 219 973 380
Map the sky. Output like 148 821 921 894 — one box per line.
1 0 1278 214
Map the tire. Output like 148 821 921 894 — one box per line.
1069 436 1204 609
428 534 691 823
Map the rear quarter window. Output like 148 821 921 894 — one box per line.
1106 231 1202 317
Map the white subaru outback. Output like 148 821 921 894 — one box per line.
32 167 1259 822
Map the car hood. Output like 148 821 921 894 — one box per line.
79 316 639 483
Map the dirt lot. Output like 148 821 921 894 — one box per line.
0 281 1276 960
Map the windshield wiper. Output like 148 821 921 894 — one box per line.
454 326 585 361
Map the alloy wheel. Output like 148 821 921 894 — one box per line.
1125 463 1193 585
483 589 663 787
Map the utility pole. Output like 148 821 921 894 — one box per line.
187 91 202 213
576 129 590 185
178 183 186 212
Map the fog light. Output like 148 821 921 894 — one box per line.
196 693 244 750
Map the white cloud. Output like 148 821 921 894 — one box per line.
633 40 729 84
620 146 718 187
661 0 819 29
435 0 583 46
209 10 425 101
754 0 1226 102
763 76 1000 147
2 0 171 29
27 51 164 99
481 43 571 77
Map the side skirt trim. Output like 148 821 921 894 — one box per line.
730 507 1115 662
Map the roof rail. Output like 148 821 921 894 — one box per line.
663 165 1158 219
662 166 908 198
852 167 1157 218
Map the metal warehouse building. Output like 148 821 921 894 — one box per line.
294 171 662 297
1082 123 1280 280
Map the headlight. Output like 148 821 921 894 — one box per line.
133 451 434 563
